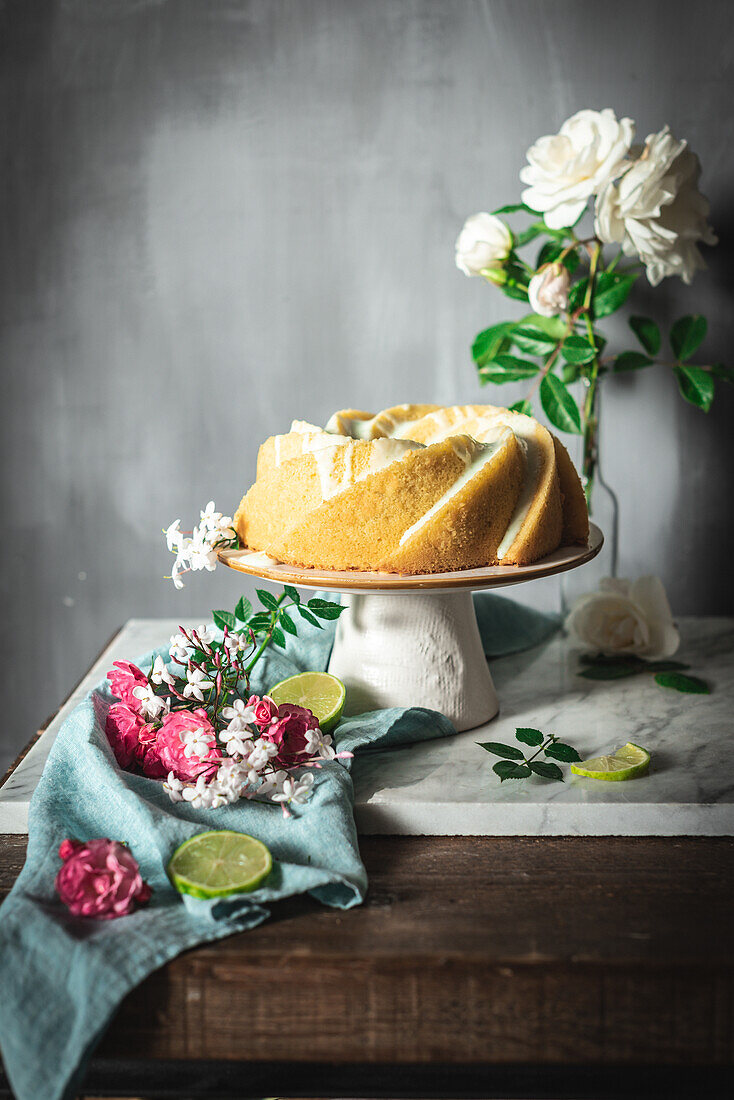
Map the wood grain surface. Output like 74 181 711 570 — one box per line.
2 834 733 1071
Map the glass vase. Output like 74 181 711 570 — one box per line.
560 379 619 619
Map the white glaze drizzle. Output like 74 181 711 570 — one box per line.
314 437 421 501
240 550 280 567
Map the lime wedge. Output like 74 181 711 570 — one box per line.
268 671 346 733
168 830 272 899
570 742 651 782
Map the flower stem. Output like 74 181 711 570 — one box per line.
580 242 603 507
243 593 287 676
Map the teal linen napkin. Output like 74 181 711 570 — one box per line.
0 593 557 1100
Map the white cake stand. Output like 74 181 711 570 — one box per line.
218 524 602 732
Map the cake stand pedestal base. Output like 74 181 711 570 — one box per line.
327 591 498 732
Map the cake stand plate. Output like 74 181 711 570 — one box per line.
218 523 603 732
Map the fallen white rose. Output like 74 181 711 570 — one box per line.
595 125 717 286
520 108 634 230
455 212 512 277
566 576 680 659
528 263 570 317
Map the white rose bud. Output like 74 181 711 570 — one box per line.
566 576 680 660
528 263 571 317
455 212 512 277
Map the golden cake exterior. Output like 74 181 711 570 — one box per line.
234 403 589 573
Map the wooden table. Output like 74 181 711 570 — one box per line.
1 659 733 1098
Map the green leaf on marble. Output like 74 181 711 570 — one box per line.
477 741 526 760
493 760 533 782
654 672 710 694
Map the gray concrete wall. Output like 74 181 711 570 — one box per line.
2 0 733 769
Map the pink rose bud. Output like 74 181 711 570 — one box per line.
106 661 149 708
152 708 220 782
250 695 279 730
528 263 571 318
55 838 152 920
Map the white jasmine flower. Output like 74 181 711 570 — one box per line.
271 771 315 806
566 576 679 660
187 528 219 573
183 667 214 702
223 632 247 652
455 212 512 277
595 126 717 285
221 698 258 724
171 557 187 590
193 625 214 646
305 728 337 760
521 108 634 229
165 519 184 553
257 769 288 797
131 684 168 720
180 775 219 808
169 633 190 662
179 726 215 760
247 738 279 772
219 725 254 758
150 654 175 688
163 771 185 803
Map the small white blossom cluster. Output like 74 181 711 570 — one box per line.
164 502 238 589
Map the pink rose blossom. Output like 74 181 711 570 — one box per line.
106 702 154 770
107 661 148 708
152 708 220 782
250 694 278 730
55 838 152 920
263 703 320 766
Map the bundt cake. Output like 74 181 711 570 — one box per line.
233 403 589 574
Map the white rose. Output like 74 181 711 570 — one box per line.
520 108 635 230
566 576 680 660
595 126 717 286
455 212 512 277
528 263 570 317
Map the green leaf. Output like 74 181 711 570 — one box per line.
247 612 272 632
270 625 287 649
511 324 558 356
671 314 707 361
675 366 715 412
515 224 544 247
562 334 597 365
613 351 654 373
492 202 535 215
709 363 734 384
540 373 582 434
592 273 636 318
476 741 526 760
501 283 530 302
644 659 690 672
561 362 580 385
544 742 582 762
629 316 661 356
578 663 642 680
234 596 252 623
567 278 588 313
654 672 710 694
283 585 300 604
472 323 515 368
521 313 568 340
509 399 532 415
308 604 344 620
493 760 533 782
297 605 323 629
212 609 236 631
536 240 564 267
480 354 540 384
515 726 544 746
256 589 280 612
529 760 564 781
279 612 298 636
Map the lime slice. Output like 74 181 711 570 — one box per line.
168 830 272 899
570 742 651 782
268 671 346 733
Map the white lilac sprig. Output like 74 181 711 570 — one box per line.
164 501 238 589
455 107 728 510
104 592 349 815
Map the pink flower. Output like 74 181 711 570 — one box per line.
107 661 148 708
263 703 320 766
55 838 152 920
152 708 220 782
106 702 152 770
250 694 278 730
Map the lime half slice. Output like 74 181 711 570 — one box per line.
570 742 651 782
268 670 346 733
168 830 272 899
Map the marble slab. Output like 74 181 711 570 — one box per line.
1 617 733 836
